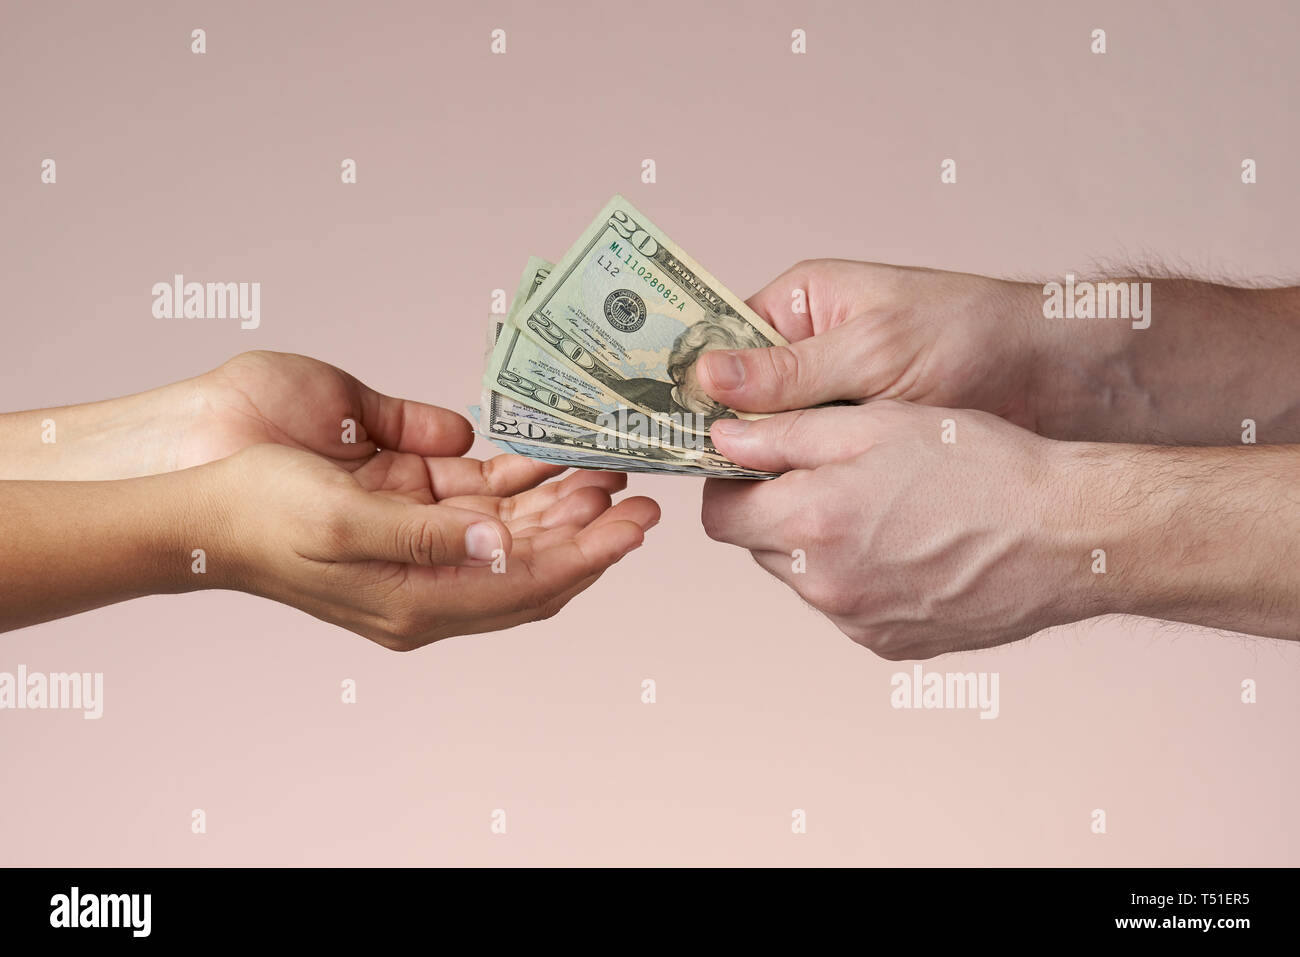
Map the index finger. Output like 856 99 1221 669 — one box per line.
700 475 802 551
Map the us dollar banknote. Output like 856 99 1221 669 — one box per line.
485 267 708 452
480 257 775 479
484 196 785 456
473 413 739 476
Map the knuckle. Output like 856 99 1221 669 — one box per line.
771 408 812 449
766 345 802 392
780 498 831 548
400 517 451 565
477 456 503 497
791 258 826 275
387 610 418 641
363 622 417 652
700 504 730 543
318 500 355 556
798 576 857 617
222 349 267 373
531 594 568 623
382 608 427 648
774 512 806 548
869 642 910 661
839 621 876 649
774 511 807 550
803 507 832 545
842 624 912 661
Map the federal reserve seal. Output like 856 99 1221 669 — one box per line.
604 289 647 333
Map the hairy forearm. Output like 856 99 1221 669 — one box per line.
1049 441 1300 640
0 468 228 632
0 379 205 481
1024 280 1300 444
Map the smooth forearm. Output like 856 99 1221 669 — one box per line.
1020 279 1300 444
0 378 205 481
0 467 230 632
1047 441 1300 640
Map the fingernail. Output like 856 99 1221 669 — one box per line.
465 523 501 563
706 351 745 390
711 418 751 438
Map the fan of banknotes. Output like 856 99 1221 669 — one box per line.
475 195 784 479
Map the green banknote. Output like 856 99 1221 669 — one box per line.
480 257 775 479
485 196 785 457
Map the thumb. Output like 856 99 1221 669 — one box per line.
709 405 886 472
696 322 870 412
357 385 475 457
330 493 513 567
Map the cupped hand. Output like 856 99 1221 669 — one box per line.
701 401 1085 660
180 350 475 469
697 260 1044 429
209 443 660 650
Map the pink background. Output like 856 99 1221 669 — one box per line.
2 0 1297 865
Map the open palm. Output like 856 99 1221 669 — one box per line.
227 443 659 650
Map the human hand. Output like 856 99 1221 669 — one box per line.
696 260 1046 430
180 350 477 470
0 350 481 482
207 443 659 650
701 401 1086 659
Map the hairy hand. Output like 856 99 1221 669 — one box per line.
697 260 1042 428
702 401 1080 659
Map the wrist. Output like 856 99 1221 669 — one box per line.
0 465 238 633
979 277 1064 429
0 378 206 481
1014 435 1202 631
1035 440 1156 626
1012 436 1112 631
1014 277 1142 440
153 459 245 595
1042 441 1300 639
